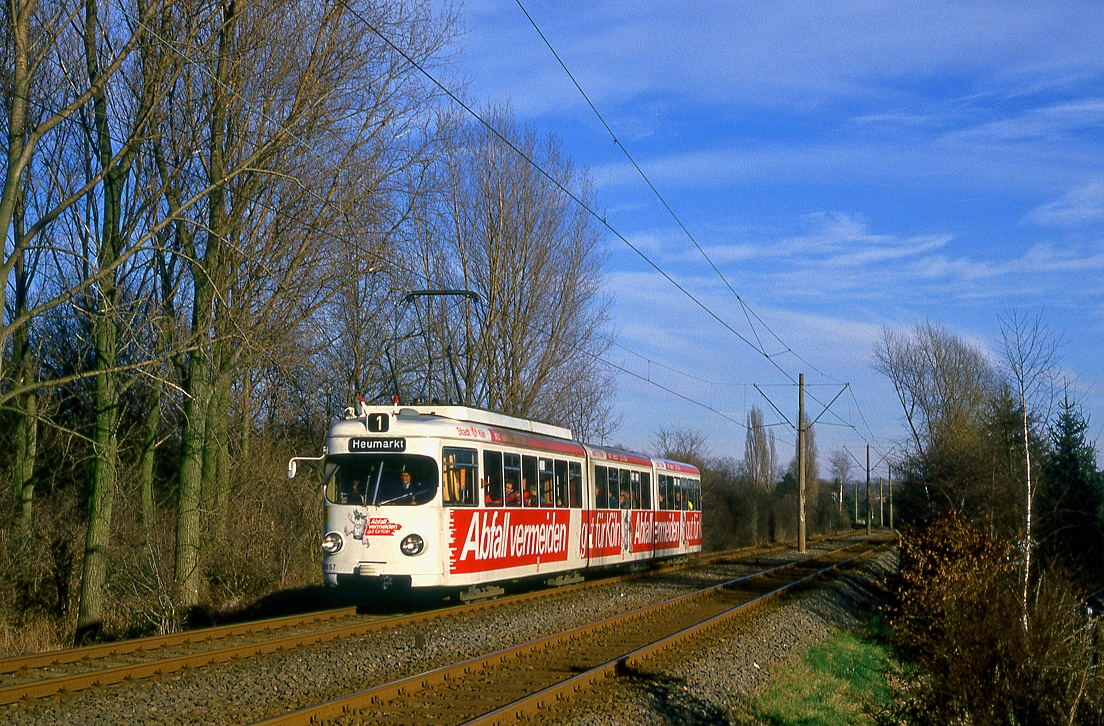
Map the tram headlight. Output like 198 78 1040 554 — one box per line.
321 532 343 555
400 533 424 556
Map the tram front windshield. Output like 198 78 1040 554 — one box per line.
324 454 438 506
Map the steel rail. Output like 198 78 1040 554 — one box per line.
251 535 890 725
0 533 867 707
0 606 359 675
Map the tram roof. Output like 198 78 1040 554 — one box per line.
332 405 573 440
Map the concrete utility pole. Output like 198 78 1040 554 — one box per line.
866 445 872 536
798 373 806 553
879 476 884 527
888 465 894 529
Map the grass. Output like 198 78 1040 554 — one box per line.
733 624 894 726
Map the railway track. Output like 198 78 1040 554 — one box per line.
0 532 882 721
256 534 892 725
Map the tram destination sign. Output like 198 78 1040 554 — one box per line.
348 437 406 453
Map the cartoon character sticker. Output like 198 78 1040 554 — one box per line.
621 509 633 554
346 510 369 548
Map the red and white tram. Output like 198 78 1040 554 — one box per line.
289 405 702 594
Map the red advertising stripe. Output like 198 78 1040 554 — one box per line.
486 428 587 457
449 509 570 574
588 446 654 468
685 511 703 546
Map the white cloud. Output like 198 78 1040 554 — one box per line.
1025 181 1104 227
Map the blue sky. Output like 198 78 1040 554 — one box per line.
436 0 1104 472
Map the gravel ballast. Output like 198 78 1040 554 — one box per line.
548 549 898 726
2 543 895 725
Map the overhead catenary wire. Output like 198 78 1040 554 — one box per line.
511 2 877 437
512 0 841 383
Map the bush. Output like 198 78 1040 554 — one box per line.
0 491 82 656
885 514 1104 725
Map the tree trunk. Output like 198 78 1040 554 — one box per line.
175 335 211 607
203 364 232 539
76 0 130 640
11 191 37 529
175 0 236 609
138 377 162 520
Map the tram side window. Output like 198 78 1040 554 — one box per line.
538 458 555 507
442 448 477 506
605 467 619 509
688 480 700 510
640 472 651 510
522 455 539 506
630 471 641 509
568 462 583 508
483 451 503 506
553 460 568 508
619 469 632 509
504 453 522 507
594 466 609 509
673 479 684 510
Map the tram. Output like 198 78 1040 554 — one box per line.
288 404 702 595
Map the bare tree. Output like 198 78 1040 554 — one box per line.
828 448 852 529
996 310 1059 629
652 426 709 469
411 106 613 437
74 0 184 639
873 321 996 456
162 0 455 607
873 321 998 514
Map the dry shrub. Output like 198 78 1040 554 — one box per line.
885 513 1104 725
0 491 83 656
106 496 183 637
203 438 323 612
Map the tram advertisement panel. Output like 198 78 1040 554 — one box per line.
652 511 682 551
582 510 625 558
685 511 703 547
449 509 570 574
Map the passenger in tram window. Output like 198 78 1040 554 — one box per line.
484 476 503 507
619 488 631 509
568 463 583 508
503 479 520 507
658 490 667 510
553 460 568 508
340 478 366 505
523 479 539 507
399 470 413 498
673 488 684 510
